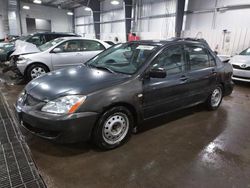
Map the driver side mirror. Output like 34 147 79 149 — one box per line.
52 48 62 53
149 68 166 78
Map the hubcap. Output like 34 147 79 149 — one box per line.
211 87 222 107
102 113 129 145
31 67 46 79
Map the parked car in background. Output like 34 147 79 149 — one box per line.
15 37 110 80
0 32 78 62
16 38 234 150
230 47 250 82
0 35 19 42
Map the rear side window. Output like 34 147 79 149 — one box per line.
185 45 210 71
151 45 185 76
80 40 105 51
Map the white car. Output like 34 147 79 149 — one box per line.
230 48 250 82
15 37 110 80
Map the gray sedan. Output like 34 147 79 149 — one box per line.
15 37 110 80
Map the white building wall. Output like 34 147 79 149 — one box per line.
74 7 95 38
183 0 250 55
100 0 126 42
0 0 8 39
20 2 73 35
137 0 177 40
74 0 126 42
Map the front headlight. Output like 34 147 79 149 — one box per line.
41 95 86 114
0 48 4 53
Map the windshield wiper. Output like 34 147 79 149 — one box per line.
89 65 116 74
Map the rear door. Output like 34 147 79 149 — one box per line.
51 40 84 70
142 44 190 119
184 44 217 103
78 40 106 63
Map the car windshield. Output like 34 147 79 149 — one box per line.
240 48 250 56
86 43 157 74
38 38 65 51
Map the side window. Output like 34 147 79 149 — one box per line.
56 40 80 52
45 34 57 42
151 45 185 76
207 51 216 67
185 45 210 71
80 40 105 51
26 35 42 46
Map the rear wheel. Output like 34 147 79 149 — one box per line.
206 85 223 110
92 106 133 150
26 64 49 80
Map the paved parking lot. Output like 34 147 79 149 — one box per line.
1 69 250 188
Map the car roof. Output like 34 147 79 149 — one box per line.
58 37 105 42
129 38 209 47
32 32 78 36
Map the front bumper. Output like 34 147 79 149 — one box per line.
16 62 26 75
15 105 99 143
232 68 250 82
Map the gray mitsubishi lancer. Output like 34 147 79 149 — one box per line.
16 38 234 150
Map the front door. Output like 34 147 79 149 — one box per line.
51 40 84 70
142 44 190 119
78 40 106 63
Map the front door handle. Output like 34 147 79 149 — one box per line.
212 68 217 74
180 75 188 82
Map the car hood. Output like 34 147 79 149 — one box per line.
11 40 40 57
25 66 131 101
230 55 250 65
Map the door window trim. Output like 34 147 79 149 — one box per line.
53 39 81 53
184 44 214 72
145 44 187 78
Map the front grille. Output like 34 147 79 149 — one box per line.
22 122 60 138
25 95 41 106
232 64 250 70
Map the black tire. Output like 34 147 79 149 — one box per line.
206 84 223 110
26 64 49 81
92 106 134 150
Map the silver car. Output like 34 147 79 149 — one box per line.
16 37 110 80
230 47 250 82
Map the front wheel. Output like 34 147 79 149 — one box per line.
26 64 49 81
92 106 134 150
206 85 223 110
